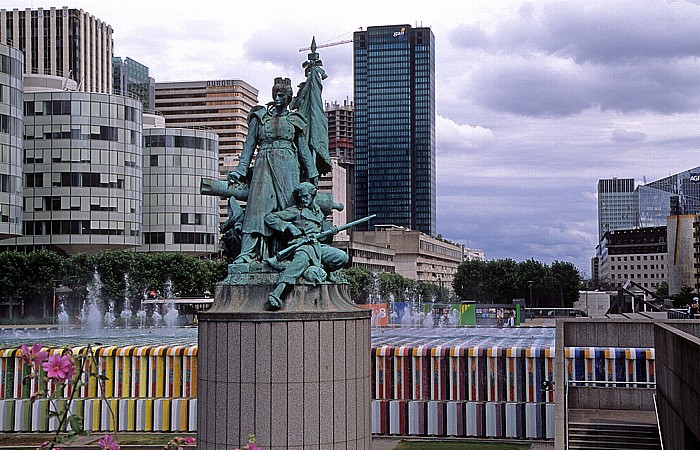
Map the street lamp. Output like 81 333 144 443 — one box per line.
528 280 534 321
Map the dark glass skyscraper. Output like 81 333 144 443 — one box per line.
353 25 436 235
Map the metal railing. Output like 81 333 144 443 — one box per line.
567 379 656 388
565 379 657 449
653 393 664 450
667 308 694 319
565 380 569 449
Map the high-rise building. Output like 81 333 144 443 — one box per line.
113 57 154 111
325 100 354 221
639 166 700 227
154 80 258 223
0 43 23 240
597 178 637 241
353 25 436 235
0 7 113 93
154 80 258 177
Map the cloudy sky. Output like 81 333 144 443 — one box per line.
12 0 700 276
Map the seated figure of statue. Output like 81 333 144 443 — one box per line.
264 182 349 310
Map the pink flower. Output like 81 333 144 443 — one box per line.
20 343 48 367
98 434 119 450
164 436 195 449
247 444 261 450
41 354 75 383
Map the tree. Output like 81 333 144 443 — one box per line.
550 261 583 308
453 259 488 302
655 281 669 300
453 257 583 308
0 251 29 299
671 286 696 308
343 267 373 304
377 272 415 302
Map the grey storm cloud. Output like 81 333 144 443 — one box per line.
449 0 700 117
611 129 647 143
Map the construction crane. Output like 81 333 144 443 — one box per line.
299 38 352 52
298 29 360 52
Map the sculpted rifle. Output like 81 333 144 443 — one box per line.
265 214 376 268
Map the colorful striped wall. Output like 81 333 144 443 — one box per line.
0 344 655 437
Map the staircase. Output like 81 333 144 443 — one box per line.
568 422 661 450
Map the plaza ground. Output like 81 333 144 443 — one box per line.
0 434 551 449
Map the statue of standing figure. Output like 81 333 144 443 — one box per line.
227 77 319 264
200 39 371 311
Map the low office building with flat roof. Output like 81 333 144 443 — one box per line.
352 225 463 288
598 226 667 290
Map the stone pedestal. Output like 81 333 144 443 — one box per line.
197 268 372 449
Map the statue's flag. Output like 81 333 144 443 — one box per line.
292 37 332 176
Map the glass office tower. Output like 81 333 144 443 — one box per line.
353 25 436 235
113 57 154 111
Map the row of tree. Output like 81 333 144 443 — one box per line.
343 268 455 304
453 258 583 307
0 249 584 317
0 250 227 318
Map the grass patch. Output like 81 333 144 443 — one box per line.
394 440 531 450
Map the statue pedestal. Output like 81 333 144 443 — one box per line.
197 271 372 449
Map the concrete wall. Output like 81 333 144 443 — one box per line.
568 387 654 410
654 323 700 449
555 319 700 449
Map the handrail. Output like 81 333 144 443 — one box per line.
565 379 569 450
567 380 656 388
652 393 664 450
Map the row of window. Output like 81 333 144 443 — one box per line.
25 171 127 189
611 264 665 271
143 134 216 151
0 54 23 78
22 220 138 236
419 240 462 259
0 83 22 108
612 273 664 279
0 173 19 193
142 231 216 246
24 100 140 122
0 114 22 135
350 248 393 261
24 125 137 143
609 255 665 261
27 196 136 213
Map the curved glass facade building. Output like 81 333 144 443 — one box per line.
0 43 23 240
140 127 219 256
0 91 142 254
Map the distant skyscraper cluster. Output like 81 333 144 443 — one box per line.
596 167 700 293
0 7 219 256
597 167 700 242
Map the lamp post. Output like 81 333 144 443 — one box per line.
528 280 534 322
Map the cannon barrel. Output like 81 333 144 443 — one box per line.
200 178 248 200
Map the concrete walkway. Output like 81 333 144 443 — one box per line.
372 437 403 449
